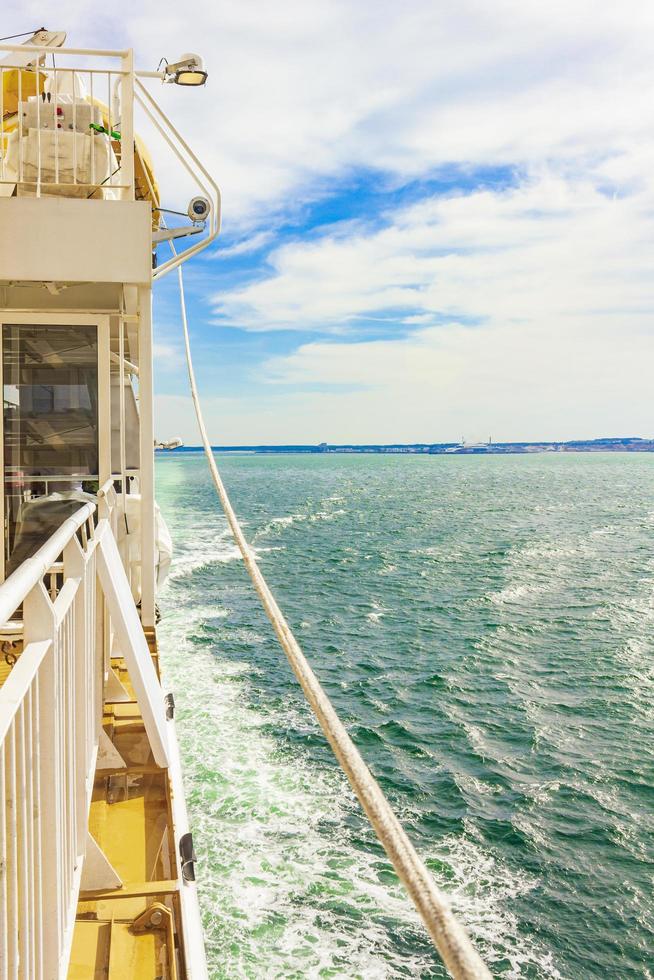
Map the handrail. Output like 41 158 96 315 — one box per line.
0 502 95 626
97 477 116 498
134 77 222 279
110 349 140 376
0 43 130 57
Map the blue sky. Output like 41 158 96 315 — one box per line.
5 1 654 443
155 164 514 401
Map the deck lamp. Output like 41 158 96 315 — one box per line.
163 53 207 86
136 53 208 86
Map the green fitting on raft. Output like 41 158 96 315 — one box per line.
89 122 121 140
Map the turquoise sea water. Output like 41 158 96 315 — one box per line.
155 452 654 979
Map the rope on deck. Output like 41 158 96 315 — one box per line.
174 260 492 980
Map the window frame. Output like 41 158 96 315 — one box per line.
0 313 110 582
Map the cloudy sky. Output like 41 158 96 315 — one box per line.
6 1 654 443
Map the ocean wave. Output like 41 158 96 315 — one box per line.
167 537 278 581
429 831 564 979
311 507 346 521
486 582 549 606
262 513 307 531
254 502 346 540
167 540 242 580
366 600 388 624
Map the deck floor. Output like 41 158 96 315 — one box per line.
68 629 183 980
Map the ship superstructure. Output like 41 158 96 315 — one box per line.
0 30 217 978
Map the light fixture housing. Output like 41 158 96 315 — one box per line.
173 68 207 86
164 53 208 87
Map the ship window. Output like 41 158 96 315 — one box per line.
2 324 99 574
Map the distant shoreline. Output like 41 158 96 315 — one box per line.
157 438 654 455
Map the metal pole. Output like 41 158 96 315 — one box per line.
120 50 135 201
137 285 155 627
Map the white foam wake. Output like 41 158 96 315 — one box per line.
158 596 562 979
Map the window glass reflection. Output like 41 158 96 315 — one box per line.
3 324 98 573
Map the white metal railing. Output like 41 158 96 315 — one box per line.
134 78 221 279
0 44 134 200
0 503 99 979
97 477 119 539
0 497 169 977
98 477 135 596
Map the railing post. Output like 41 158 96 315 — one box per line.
23 581 60 979
139 284 156 627
120 49 135 201
96 526 168 766
63 533 95 859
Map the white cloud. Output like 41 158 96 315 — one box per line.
213 172 653 440
153 340 180 363
212 230 274 258
156 294 653 443
215 173 654 331
9 0 654 220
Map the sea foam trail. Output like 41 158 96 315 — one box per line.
158 587 558 975
158 606 558 979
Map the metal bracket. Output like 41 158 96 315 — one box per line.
105 666 132 703
80 832 122 891
97 729 127 770
179 832 196 882
132 902 172 933
152 224 204 245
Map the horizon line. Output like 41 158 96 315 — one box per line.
158 436 653 451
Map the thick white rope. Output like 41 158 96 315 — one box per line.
174 261 492 980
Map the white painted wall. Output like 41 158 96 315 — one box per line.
0 198 151 284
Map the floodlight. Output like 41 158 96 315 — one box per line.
164 53 207 87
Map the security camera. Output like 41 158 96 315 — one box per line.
188 196 211 222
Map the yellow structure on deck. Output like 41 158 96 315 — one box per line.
69 630 181 980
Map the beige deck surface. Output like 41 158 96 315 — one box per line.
68 629 183 979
